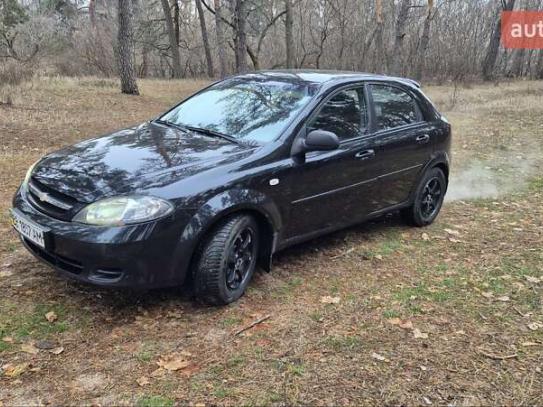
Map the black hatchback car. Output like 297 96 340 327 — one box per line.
11 71 450 304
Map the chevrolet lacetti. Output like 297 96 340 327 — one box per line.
11 71 451 305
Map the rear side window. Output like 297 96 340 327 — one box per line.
370 84 422 130
309 88 367 141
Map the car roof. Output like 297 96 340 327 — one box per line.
233 69 421 89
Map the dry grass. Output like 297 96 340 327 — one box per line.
0 77 542 406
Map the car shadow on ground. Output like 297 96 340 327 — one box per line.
49 210 409 315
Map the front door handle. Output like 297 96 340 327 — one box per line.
416 134 430 144
355 149 375 160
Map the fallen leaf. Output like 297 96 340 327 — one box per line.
413 328 429 339
150 368 165 378
49 347 64 355
521 341 539 347
371 352 386 362
375 254 383 261
420 365 427 371
496 296 510 302
2 337 14 344
45 311 58 323
320 296 340 304
136 376 150 387
448 237 462 243
527 322 542 331
387 318 401 325
399 320 414 330
157 356 190 371
481 291 494 299
525 276 541 284
2 363 29 378
421 233 430 241
444 228 461 236
20 343 39 355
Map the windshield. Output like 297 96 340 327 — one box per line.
160 78 318 144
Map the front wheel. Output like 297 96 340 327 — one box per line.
401 167 447 227
192 214 259 305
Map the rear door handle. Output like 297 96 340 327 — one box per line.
416 134 430 144
355 149 375 160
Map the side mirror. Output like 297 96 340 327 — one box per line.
291 130 340 158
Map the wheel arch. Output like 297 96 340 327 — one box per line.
408 154 450 204
174 189 281 283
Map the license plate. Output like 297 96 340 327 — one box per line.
11 209 47 249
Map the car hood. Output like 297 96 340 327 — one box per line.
32 121 254 203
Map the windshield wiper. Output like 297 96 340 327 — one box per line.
154 119 242 146
182 125 242 146
153 119 186 132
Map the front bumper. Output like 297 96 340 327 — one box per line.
12 188 191 289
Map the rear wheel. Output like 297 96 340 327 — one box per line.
401 167 447 227
192 214 259 305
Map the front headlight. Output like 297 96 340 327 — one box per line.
73 195 174 226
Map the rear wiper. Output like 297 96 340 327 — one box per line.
182 125 243 146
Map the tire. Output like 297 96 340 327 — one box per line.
401 167 447 227
192 214 259 305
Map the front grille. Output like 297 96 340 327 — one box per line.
27 177 80 221
23 238 83 275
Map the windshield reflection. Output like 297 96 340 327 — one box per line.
161 77 318 144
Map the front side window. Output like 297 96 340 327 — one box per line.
160 78 318 144
371 84 421 130
309 88 367 141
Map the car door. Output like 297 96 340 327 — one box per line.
365 82 438 211
285 85 381 239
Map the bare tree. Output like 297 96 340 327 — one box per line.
233 0 248 72
414 0 434 80
285 0 294 68
391 0 410 75
482 0 516 81
160 0 183 77
117 0 139 94
173 0 180 45
213 0 227 77
374 0 386 73
195 0 214 77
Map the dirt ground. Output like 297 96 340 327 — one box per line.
0 77 542 406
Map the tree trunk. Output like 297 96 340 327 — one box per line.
117 0 139 94
214 0 227 78
160 0 182 78
196 0 214 77
173 0 180 45
482 0 516 81
391 0 410 76
233 0 248 72
414 5 433 80
510 48 526 77
247 45 259 70
285 0 294 68
89 0 96 28
374 0 386 73
536 50 543 79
